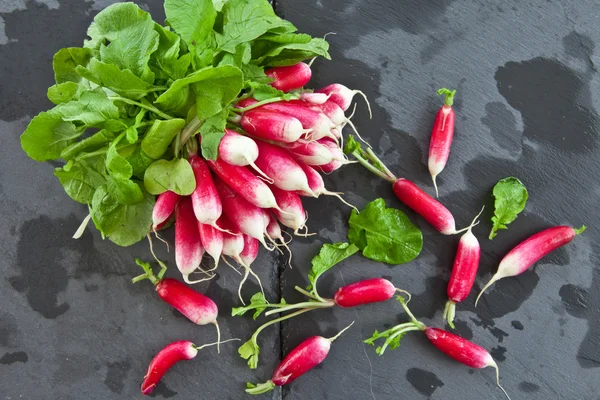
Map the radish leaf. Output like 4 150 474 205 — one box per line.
307 242 359 291
21 112 82 161
199 109 228 160
348 198 423 264
54 161 106 204
164 0 216 58
143 158 196 195
141 118 186 159
489 177 528 239
52 47 92 83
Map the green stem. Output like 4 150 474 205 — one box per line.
351 151 394 183
379 326 420 355
365 148 396 180
179 116 202 149
436 88 456 107
132 258 160 285
294 286 323 301
108 96 174 120
264 300 334 316
397 296 426 330
251 307 318 345
233 96 297 113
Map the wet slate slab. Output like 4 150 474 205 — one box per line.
0 0 599 399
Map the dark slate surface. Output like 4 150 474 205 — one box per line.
1 0 599 399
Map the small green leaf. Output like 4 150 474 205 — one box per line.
258 37 330 66
489 177 528 239
47 82 80 104
76 59 156 100
60 129 117 160
343 135 362 155
348 198 423 264
231 292 269 319
245 82 293 101
54 160 107 204
21 112 82 161
164 0 216 55
141 119 186 159
199 109 228 160
307 242 359 291
143 158 196 195
107 176 144 205
52 47 92 83
238 338 260 369
53 90 121 127
106 140 133 181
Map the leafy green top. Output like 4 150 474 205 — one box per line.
489 177 528 239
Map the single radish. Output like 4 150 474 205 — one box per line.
428 88 456 197
270 185 308 235
140 339 238 395
315 159 343 174
317 83 372 117
213 177 269 248
283 140 335 166
197 222 223 269
206 158 282 210
334 278 397 308
253 140 316 195
246 322 354 394
217 129 271 181
366 296 511 400
175 197 204 284
296 163 357 211
133 260 221 348
265 212 292 264
443 207 485 328
240 235 260 267
152 191 180 230
318 138 346 160
265 62 311 92
476 225 586 305
189 154 222 228
299 92 330 104
240 110 306 143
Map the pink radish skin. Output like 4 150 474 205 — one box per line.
152 191 180 229
476 225 586 305
270 185 307 234
240 235 260 267
334 278 396 308
443 208 484 328
189 155 222 227
392 178 460 235
141 341 198 395
286 99 346 126
175 197 204 283
240 110 305 143
246 323 353 394
206 158 281 210
214 177 269 248
253 140 316 195
315 159 343 174
428 88 456 197
198 223 223 268
265 63 311 92
217 129 270 180
299 92 330 104
283 140 335 166
316 83 370 115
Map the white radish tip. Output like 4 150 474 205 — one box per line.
431 174 439 198
321 190 359 212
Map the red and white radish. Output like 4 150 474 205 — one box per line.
334 278 396 308
152 190 180 230
428 88 456 197
189 154 223 228
175 197 204 284
217 129 271 181
316 83 372 117
270 185 309 235
443 207 484 328
240 110 306 143
265 62 311 92
240 235 260 267
206 158 282 210
283 140 335 166
476 225 586 305
299 92 330 104
197 222 223 269
253 140 316 196
265 212 292 265
246 322 353 394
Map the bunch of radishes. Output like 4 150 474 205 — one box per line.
151 62 367 303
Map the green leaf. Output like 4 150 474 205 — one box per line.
141 118 186 159
53 90 121 127
107 176 144 205
240 63 270 83
231 292 269 319
144 158 196 195
47 82 80 105
212 0 226 11
21 112 82 161
90 183 154 246
245 81 291 101
76 59 156 100
85 2 159 81
348 198 423 264
217 0 292 53
54 160 107 203
307 242 359 291
165 0 216 54
60 129 117 160
489 177 528 239
218 42 251 68
343 135 362 155
127 147 155 179
105 133 133 180
52 47 92 83
199 108 228 160
150 24 191 81
258 37 330 66
238 338 260 369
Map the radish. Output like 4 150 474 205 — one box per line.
213 177 269 248
245 322 354 394
315 159 343 174
265 212 292 265
253 140 316 195
283 140 335 166
189 154 223 229
133 259 221 348
297 163 357 211
299 92 330 104
175 197 205 284
443 207 484 328
152 191 180 230
216 129 272 182
240 110 306 143
206 158 282 210
345 137 469 235
270 185 309 235
476 225 586 306
334 278 397 307
366 296 511 399
218 215 265 304
197 222 223 269
428 88 456 197
316 83 372 117
240 235 260 267
140 338 238 395
265 62 311 92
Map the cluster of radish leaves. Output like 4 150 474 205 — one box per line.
20 0 330 246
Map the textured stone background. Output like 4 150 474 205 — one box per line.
0 0 598 399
